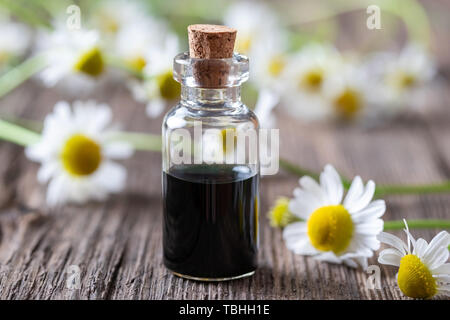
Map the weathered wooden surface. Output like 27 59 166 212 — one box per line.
0 80 449 300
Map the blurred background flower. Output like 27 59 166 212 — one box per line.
25 100 134 206
0 9 31 71
35 27 105 91
0 0 449 300
0 0 443 126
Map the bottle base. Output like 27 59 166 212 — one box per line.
169 269 256 282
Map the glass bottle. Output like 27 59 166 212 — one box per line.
161 28 259 281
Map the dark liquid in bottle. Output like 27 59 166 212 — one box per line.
162 164 259 279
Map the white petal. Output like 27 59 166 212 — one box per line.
37 161 59 184
422 231 450 263
92 161 127 193
343 176 363 209
283 223 318 256
289 190 320 219
341 244 374 258
146 99 165 118
284 238 318 256
352 257 369 269
315 252 346 265
25 142 47 162
431 263 450 275
91 104 112 132
426 247 449 271
378 248 403 266
355 219 384 235
40 65 68 87
79 178 107 202
351 199 386 223
403 223 416 253
320 164 343 204
253 89 279 128
377 232 408 255
73 102 112 134
282 222 307 239
53 101 72 123
46 174 69 206
346 180 375 213
67 179 92 204
413 238 428 259
299 176 324 202
103 141 134 159
359 235 381 251
434 274 450 283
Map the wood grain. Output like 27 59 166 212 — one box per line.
0 80 449 300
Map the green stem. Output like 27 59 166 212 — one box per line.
384 219 450 230
0 114 43 132
375 183 450 197
279 158 319 180
108 132 161 152
0 54 48 98
0 0 53 29
0 119 40 146
379 0 432 48
2 120 450 199
279 158 450 196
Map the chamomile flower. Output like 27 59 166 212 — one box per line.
36 27 106 91
90 0 148 36
0 17 31 67
378 221 450 299
25 101 133 206
251 35 288 90
280 44 342 121
268 197 298 228
283 165 385 269
377 44 436 112
129 35 181 117
253 89 279 129
323 61 378 121
224 1 281 57
253 90 279 176
114 17 169 73
201 127 240 164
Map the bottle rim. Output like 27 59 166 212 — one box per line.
173 52 249 88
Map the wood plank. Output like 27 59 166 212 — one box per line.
0 81 449 299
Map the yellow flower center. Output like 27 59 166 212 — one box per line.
333 88 363 119
221 128 237 154
97 13 119 33
267 55 285 77
307 205 354 254
300 69 324 92
73 47 104 77
61 134 102 177
235 35 252 54
157 71 181 100
0 51 10 65
397 254 437 299
127 56 147 72
389 71 417 90
268 197 293 228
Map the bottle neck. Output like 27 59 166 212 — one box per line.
181 86 241 108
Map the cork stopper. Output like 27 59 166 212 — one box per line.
188 24 236 59
187 24 237 88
